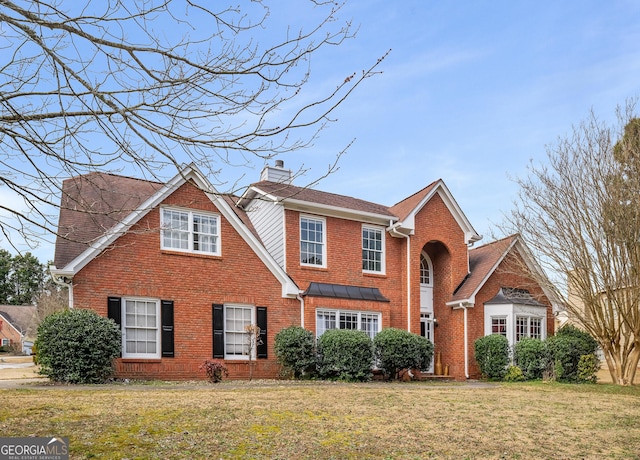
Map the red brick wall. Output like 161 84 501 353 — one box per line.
0 320 22 349
284 209 407 331
72 181 300 380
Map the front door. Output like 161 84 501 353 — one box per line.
420 252 434 372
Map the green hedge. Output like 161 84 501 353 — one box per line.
274 326 317 378
373 328 434 380
546 324 598 382
35 309 121 383
317 329 373 381
514 337 546 380
474 334 509 380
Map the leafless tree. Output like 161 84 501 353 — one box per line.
504 100 640 385
0 0 387 251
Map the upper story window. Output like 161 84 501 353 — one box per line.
161 207 220 255
362 226 384 273
420 253 432 285
300 215 326 267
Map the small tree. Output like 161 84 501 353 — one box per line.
244 324 263 381
373 328 434 380
35 309 121 383
474 334 510 380
317 329 373 381
274 326 316 379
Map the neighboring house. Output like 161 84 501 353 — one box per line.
50 161 557 380
0 305 37 354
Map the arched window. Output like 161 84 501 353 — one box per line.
420 253 432 286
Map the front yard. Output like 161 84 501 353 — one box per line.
0 380 639 459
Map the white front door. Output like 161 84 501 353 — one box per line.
420 252 434 372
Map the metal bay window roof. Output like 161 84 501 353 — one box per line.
302 282 390 302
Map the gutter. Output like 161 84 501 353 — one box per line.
297 294 305 328
49 265 74 309
459 302 470 379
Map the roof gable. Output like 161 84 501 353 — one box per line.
449 235 519 305
390 180 481 243
0 305 37 336
51 165 298 297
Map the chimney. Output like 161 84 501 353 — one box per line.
260 160 293 183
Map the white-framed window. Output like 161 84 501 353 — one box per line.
161 207 220 255
362 226 385 273
224 304 254 360
420 254 432 285
316 309 381 339
300 215 326 267
516 316 543 342
492 317 507 337
1 338 9 347
123 298 161 359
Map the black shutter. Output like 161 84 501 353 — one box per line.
256 306 267 359
107 297 122 357
107 297 121 325
212 304 224 358
161 300 175 358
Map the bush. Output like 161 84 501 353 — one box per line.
474 334 510 380
577 353 599 384
274 326 317 378
546 324 598 382
373 328 434 380
514 338 546 380
35 309 121 384
199 359 229 383
504 365 525 382
317 329 373 381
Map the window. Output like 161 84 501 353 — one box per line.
123 298 161 359
362 226 384 273
420 254 431 285
516 316 543 342
492 317 507 337
300 216 325 267
1 338 9 347
316 309 381 339
161 207 220 255
224 305 254 359
212 304 268 361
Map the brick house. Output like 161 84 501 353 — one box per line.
50 162 556 380
0 305 37 354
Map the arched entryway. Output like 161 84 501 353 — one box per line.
420 251 434 372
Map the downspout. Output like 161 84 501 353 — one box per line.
297 294 305 328
460 302 469 379
388 222 411 332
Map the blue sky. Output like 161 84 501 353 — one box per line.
3 0 640 262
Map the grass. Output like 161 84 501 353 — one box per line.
1 380 639 459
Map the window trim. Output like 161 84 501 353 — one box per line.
315 308 381 339
160 206 221 256
491 316 508 337
515 315 543 342
362 225 385 274
300 215 327 268
1 338 9 347
121 297 162 359
223 303 256 361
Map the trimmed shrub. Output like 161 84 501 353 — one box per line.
504 365 525 382
474 334 510 380
373 328 434 380
35 309 121 384
514 337 546 380
317 329 373 381
577 353 599 384
274 326 317 378
546 324 598 382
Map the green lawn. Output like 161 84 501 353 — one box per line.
1 380 639 459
